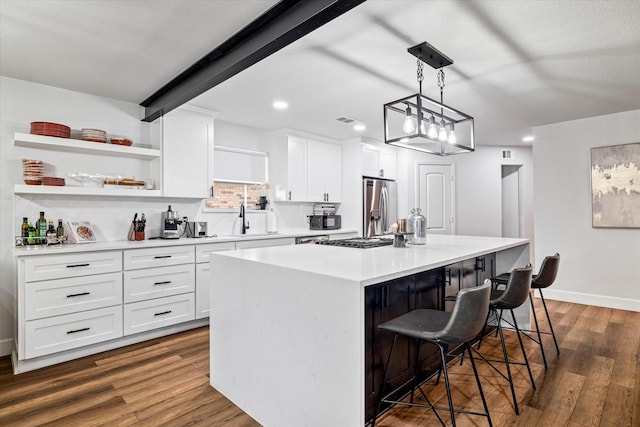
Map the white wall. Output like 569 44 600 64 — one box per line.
533 110 640 311
396 145 535 242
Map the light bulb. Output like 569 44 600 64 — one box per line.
419 113 426 134
448 123 456 145
427 114 438 139
403 106 415 133
438 119 448 142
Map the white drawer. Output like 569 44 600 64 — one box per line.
123 293 195 335
235 237 295 249
25 306 123 358
195 242 236 263
123 246 194 270
195 262 211 319
24 251 122 282
25 272 123 320
123 264 195 303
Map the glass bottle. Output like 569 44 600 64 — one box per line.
27 222 37 245
56 219 65 242
46 220 57 245
36 211 47 244
21 217 29 245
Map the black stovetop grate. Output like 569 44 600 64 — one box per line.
316 238 393 249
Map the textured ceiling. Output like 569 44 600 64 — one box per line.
2 0 639 147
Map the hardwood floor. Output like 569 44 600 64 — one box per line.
0 299 638 426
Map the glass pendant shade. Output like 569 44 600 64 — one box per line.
384 92 475 156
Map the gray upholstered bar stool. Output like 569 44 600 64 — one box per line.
491 253 560 369
372 282 493 427
475 265 535 416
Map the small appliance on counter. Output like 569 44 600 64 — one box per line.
161 205 183 239
308 214 341 230
186 221 208 238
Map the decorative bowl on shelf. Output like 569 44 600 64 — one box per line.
30 121 71 138
110 137 132 146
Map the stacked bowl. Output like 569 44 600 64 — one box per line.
30 121 71 138
81 128 107 143
22 159 44 185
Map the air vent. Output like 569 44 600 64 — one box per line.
336 116 355 124
502 150 514 159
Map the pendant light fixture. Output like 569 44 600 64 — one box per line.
384 42 475 155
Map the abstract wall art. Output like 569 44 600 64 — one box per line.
591 142 640 228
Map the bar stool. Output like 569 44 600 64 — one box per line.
491 253 560 369
371 282 493 427
475 265 534 416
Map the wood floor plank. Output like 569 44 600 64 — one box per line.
1 301 639 426
568 354 614 426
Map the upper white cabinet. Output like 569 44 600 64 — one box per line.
362 143 397 180
274 132 342 203
162 106 215 198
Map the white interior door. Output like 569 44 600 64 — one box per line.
417 164 454 234
501 165 521 238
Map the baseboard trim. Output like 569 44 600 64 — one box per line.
0 338 13 357
542 289 640 312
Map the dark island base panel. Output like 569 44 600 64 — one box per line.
364 252 496 422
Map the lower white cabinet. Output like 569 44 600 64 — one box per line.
195 242 236 319
124 264 195 303
123 293 195 335
25 306 123 358
25 272 123 320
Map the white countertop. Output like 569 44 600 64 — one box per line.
213 234 529 286
13 229 357 256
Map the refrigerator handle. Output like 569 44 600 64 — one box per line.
380 186 389 233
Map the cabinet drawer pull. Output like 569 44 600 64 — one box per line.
154 310 172 316
67 292 90 298
153 281 172 286
67 327 90 334
153 255 171 259
66 263 90 268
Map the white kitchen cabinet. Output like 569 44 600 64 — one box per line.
275 132 342 203
235 237 295 249
307 141 342 202
195 242 235 319
286 136 308 201
162 106 215 198
123 293 195 336
362 143 397 180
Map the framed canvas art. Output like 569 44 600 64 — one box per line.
590 142 640 228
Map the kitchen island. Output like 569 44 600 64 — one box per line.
209 234 529 427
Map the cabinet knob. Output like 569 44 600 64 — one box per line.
379 169 384 177
288 191 292 200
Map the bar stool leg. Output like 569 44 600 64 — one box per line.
538 289 560 356
371 334 397 427
437 343 456 427
466 343 493 427
529 291 547 369
510 309 536 390
495 309 520 415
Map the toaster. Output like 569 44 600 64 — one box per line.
186 221 208 238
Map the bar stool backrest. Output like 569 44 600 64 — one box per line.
492 266 533 309
439 281 491 344
532 253 560 289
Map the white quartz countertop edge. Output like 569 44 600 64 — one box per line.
13 229 357 257
211 235 530 287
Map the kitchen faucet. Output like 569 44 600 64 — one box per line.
239 204 250 234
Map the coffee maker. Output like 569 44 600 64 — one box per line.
161 205 182 239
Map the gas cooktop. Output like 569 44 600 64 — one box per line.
316 237 393 249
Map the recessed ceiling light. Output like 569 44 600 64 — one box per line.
353 123 366 131
272 100 288 110
522 135 535 142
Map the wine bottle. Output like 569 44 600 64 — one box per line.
21 217 29 245
46 220 57 245
36 211 47 244
56 219 65 242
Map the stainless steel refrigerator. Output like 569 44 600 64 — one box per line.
363 177 397 238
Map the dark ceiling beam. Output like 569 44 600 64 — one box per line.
141 0 366 122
